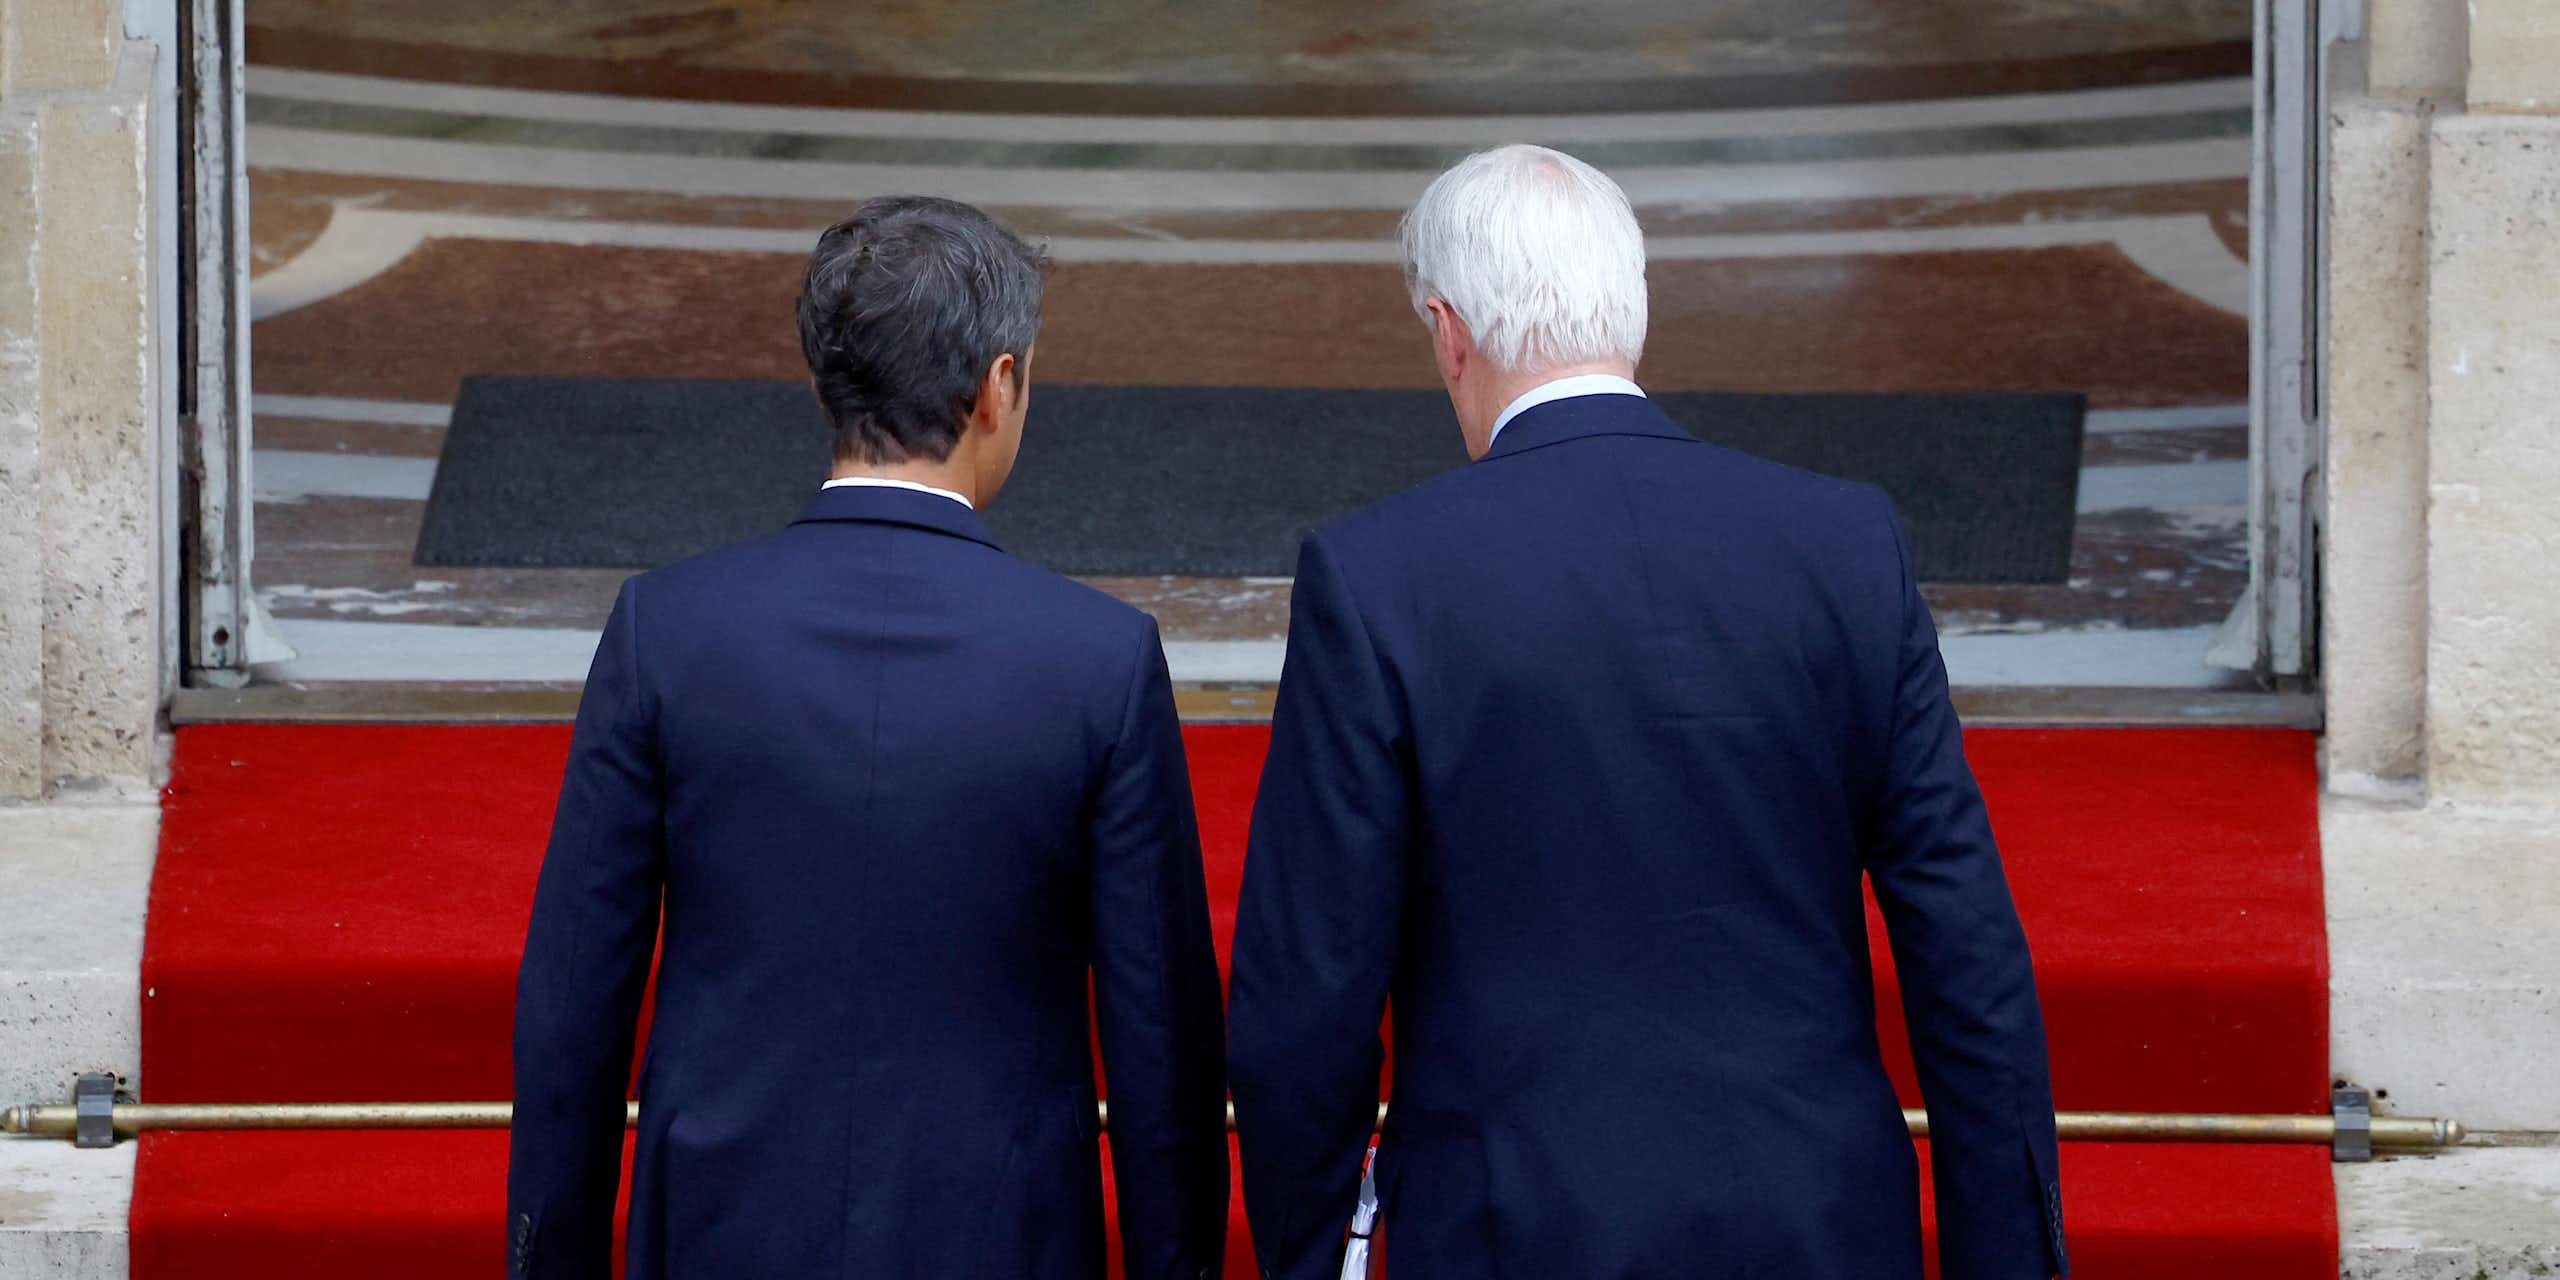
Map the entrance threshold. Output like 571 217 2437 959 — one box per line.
172 683 2318 729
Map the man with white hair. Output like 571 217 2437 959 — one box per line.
1227 145 2066 1279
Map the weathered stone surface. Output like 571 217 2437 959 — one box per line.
0 106 42 802
2423 114 2560 807
2365 0 2469 105
0 1137 131 1280
31 68 156 797
2323 98 2431 794
2470 0 2560 114
0 801 151 1108
2328 799 2560 1134
0 0 121 96
2341 1147 2560 1280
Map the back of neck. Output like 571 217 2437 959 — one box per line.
829 457 978 506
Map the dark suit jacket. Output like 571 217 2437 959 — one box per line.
509 485 1228 1280
1227 394 2066 1280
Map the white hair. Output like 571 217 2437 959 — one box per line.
1398 144 1648 375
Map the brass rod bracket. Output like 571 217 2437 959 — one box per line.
72 1074 119 1151
2332 1083 2374 1163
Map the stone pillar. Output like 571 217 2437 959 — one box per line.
0 0 162 802
2320 99 2431 794
0 8 166 1270
0 105 42 801
2327 0 2560 807
2398 0 2560 806
2326 0 2560 1146
2421 113 2560 806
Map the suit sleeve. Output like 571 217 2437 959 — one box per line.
1864 500 2068 1280
1228 533 1409 1280
1090 618 1231 1280
508 580 664 1280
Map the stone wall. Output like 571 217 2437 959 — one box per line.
2417 0 2560 804
2321 98 2430 795
2422 114 2560 806
2326 0 2560 1144
2326 0 2560 806
0 0 162 802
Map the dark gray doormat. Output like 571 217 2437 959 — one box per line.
414 377 2084 583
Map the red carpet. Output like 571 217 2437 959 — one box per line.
135 724 2335 1276
133 1131 2335 1280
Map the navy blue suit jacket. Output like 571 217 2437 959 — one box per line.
509 485 1228 1280
1228 394 2065 1280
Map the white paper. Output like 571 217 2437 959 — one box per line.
1341 1145 1381 1280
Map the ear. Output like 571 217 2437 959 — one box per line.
974 351 1020 429
1425 299 1469 385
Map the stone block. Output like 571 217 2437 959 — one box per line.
2323 98 2431 793
2365 0 2468 105
2327 799 2560 1133
0 0 121 96
33 81 154 797
0 801 152 1108
2340 1147 2560 1279
0 105 39 802
2469 0 2560 114
0 1137 131 1280
2423 114 2560 807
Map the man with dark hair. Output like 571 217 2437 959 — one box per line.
796 195 1050 470
509 195 1229 1280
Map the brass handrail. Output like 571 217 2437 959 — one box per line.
0 1100 2465 1151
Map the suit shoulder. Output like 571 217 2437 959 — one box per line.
991 554 1162 639
1678 441 1903 564
1318 435 1886 538
1307 461 1486 558
633 528 1152 643
1678 436 1886 509
964 558 1163 692
621 527 803 605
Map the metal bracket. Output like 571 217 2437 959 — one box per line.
73 1074 120 1150
2332 1083 2373 1163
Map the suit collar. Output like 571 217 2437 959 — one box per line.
1487 374 1647 444
792 483 1001 549
1483 392 1693 461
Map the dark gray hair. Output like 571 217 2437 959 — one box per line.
796 196 1049 465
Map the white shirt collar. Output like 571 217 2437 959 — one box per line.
820 475 974 510
1488 373 1647 445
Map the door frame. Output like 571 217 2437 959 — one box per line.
2238 0 2336 682
177 0 255 686
171 7 2336 689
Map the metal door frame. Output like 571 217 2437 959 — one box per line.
177 0 254 686
2235 0 2338 682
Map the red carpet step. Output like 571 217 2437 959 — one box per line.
143 725 2327 1111
133 1131 2336 1280
135 724 2334 1275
